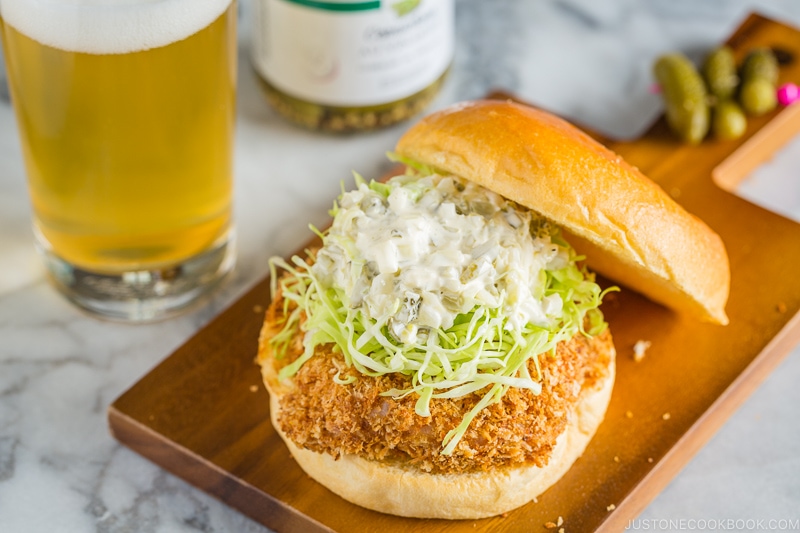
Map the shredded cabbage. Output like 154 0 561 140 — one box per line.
269 161 615 455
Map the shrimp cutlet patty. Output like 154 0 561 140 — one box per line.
258 285 614 475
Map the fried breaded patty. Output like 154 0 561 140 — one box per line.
258 289 614 475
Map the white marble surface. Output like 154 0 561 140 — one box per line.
2 1 800 531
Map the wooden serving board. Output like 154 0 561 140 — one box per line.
109 14 800 533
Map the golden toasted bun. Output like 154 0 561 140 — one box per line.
260 333 615 519
396 100 730 325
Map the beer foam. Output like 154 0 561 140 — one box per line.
0 0 233 54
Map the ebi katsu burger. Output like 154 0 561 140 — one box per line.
257 100 730 519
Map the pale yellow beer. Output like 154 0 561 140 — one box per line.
1 0 236 273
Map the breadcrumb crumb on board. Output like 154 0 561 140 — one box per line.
633 340 651 362
545 516 564 529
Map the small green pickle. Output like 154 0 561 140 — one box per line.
738 48 779 116
712 99 747 140
703 46 738 100
654 53 710 144
740 48 779 85
740 77 778 116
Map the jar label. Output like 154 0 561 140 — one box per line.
252 0 454 106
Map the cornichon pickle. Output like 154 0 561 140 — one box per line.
741 47 779 84
740 77 778 116
703 46 738 99
654 53 710 144
738 47 779 116
712 99 747 140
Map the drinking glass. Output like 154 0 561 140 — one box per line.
0 0 238 321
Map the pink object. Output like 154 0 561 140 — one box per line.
777 82 800 106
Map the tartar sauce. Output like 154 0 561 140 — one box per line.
311 174 569 344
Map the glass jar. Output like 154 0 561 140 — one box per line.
251 0 454 132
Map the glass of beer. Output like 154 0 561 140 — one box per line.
0 0 237 321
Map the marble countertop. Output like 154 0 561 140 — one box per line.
2 1 800 531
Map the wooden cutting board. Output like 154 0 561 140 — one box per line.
109 13 800 533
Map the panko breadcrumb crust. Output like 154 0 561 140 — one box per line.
257 284 614 475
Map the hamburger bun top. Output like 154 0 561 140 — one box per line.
396 99 730 325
